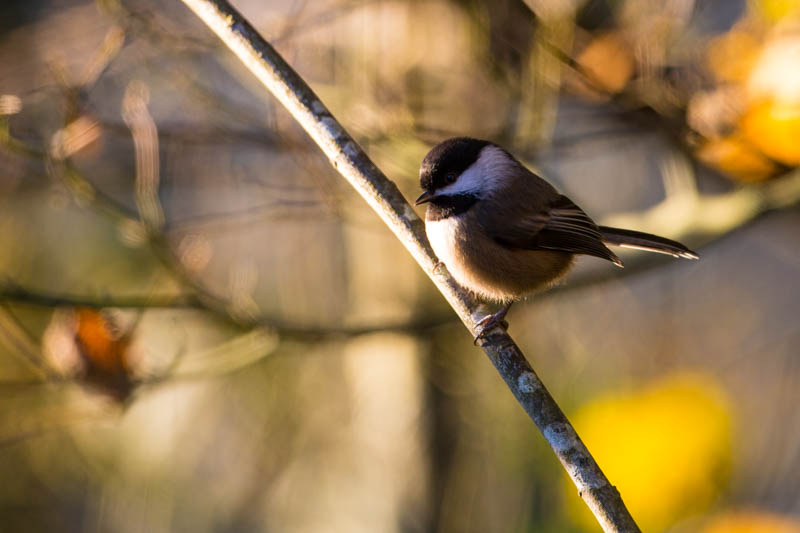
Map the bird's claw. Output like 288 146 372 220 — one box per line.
473 313 510 345
432 261 446 274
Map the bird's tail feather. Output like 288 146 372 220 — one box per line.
599 226 699 260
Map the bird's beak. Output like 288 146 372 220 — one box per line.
415 191 434 205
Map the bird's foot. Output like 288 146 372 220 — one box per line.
432 261 446 274
473 303 512 345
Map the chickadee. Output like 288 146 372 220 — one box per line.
415 137 698 340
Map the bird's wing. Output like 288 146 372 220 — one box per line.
483 193 622 266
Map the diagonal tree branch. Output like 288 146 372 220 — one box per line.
177 1 641 531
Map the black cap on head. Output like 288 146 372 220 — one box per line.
419 137 490 192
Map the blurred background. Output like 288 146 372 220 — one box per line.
1 0 799 531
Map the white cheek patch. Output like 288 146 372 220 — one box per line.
435 145 511 197
437 161 483 196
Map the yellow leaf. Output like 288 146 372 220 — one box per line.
752 0 800 22
742 99 800 165
565 374 732 532
696 136 778 182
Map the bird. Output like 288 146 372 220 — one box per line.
414 137 698 341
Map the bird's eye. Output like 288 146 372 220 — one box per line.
445 172 457 184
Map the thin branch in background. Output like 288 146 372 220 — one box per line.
122 80 165 230
0 283 455 340
271 0 372 45
79 24 127 89
177 0 641 531
166 199 327 232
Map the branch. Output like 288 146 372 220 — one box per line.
177 1 640 530
0 283 453 339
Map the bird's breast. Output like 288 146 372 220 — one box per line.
425 215 464 276
426 213 506 300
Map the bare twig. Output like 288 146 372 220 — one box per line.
0 283 453 339
177 0 641 531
